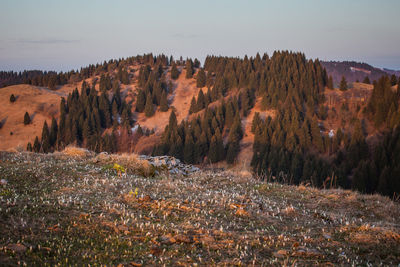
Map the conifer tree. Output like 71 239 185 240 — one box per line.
160 91 169 112
251 112 261 133
327 76 334 89
135 89 146 112
144 93 154 117
196 68 206 88
339 76 348 91
49 117 58 147
169 110 178 128
24 112 31 125
186 59 194 79
189 97 197 114
183 133 195 164
10 94 16 103
196 90 205 111
41 121 51 153
170 63 180 80
33 136 41 153
208 135 219 163
363 76 370 84
26 142 32 152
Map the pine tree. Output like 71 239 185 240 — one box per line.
160 91 169 112
41 121 51 153
311 119 324 152
189 97 197 114
144 93 154 117
196 90 205 111
183 133 195 164
327 76 334 89
169 110 178 128
251 112 261 133
99 92 112 128
363 76 370 84
170 63 180 80
196 68 206 88
24 112 31 125
26 142 32 152
339 76 348 91
208 135 219 163
136 90 146 112
10 94 16 103
49 117 58 147
186 59 194 79
33 136 41 153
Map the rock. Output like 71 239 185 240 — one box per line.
273 249 287 258
138 155 199 176
0 179 7 185
7 243 27 253
160 234 176 245
175 234 193 243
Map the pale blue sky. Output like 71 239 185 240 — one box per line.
0 0 399 71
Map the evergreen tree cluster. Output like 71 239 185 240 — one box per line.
155 97 244 164
135 57 172 116
367 76 400 128
0 53 170 89
28 81 133 153
352 126 400 196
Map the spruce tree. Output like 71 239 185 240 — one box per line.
363 76 371 84
41 121 51 153
171 63 180 80
144 93 154 117
169 110 177 128
339 76 348 91
160 91 169 112
183 133 195 164
26 142 32 152
189 97 197 114
10 94 16 103
196 68 206 88
49 117 58 147
197 90 205 111
208 135 219 163
251 112 261 133
327 76 334 89
24 112 31 125
136 90 146 112
185 59 194 79
33 136 41 153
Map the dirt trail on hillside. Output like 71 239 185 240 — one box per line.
236 98 276 168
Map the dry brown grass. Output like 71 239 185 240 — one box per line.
60 146 93 157
93 152 157 177
0 84 78 151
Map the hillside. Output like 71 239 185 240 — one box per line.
1 52 399 199
0 150 399 265
321 60 400 85
0 84 76 151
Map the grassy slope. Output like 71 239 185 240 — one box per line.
0 151 399 266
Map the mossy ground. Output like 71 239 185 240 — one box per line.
0 151 399 266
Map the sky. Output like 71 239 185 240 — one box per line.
0 0 399 72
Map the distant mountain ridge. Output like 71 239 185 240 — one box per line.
321 60 400 85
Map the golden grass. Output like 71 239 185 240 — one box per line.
61 146 92 157
93 152 157 177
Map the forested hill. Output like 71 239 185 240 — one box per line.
1 52 400 198
321 60 400 85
